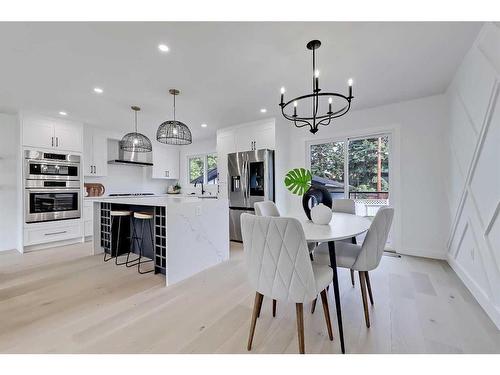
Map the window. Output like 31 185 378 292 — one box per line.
188 156 204 184
309 134 390 213
188 153 218 185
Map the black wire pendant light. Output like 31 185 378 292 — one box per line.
156 89 192 145
279 40 354 134
120 106 152 152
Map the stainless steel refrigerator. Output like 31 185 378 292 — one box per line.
228 149 275 241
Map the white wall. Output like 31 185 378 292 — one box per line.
178 137 218 195
0 113 20 252
279 94 450 260
84 163 171 195
445 23 500 328
84 134 175 195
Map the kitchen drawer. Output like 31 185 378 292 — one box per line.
24 221 82 246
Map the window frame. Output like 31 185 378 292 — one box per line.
306 131 392 200
187 152 218 185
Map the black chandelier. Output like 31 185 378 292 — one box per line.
120 106 152 152
157 89 192 145
279 40 354 134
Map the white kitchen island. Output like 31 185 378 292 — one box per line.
90 195 229 286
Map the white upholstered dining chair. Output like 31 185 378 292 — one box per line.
313 207 394 328
254 200 281 217
254 200 319 317
241 213 334 354
332 199 357 287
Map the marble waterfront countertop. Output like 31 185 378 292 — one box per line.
86 194 223 206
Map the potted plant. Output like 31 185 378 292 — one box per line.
167 182 182 194
284 168 332 221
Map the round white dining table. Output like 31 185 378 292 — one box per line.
295 212 371 354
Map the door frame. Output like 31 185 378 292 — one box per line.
305 126 400 253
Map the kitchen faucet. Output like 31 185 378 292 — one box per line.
194 181 205 195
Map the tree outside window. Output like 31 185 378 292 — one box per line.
188 153 218 185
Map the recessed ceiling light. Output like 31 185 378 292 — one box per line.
93 87 103 94
260 108 267 113
59 111 67 116
201 123 208 128
158 44 169 52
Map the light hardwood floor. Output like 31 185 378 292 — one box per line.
1 242 499 354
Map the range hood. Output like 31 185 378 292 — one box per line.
108 140 153 166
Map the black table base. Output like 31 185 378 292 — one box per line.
328 241 345 354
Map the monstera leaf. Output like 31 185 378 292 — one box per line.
284 168 312 196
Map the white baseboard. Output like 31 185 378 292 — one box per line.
397 247 447 260
23 237 83 252
447 254 500 330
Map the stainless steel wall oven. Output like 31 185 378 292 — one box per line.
24 151 81 223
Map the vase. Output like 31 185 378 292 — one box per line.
311 203 333 225
302 184 333 220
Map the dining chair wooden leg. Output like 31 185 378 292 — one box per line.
350 237 357 287
311 297 317 314
320 289 334 341
365 271 374 305
256 293 264 318
272 299 277 317
247 292 263 350
295 303 305 354
359 271 370 328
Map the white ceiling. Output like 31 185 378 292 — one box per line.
0 22 482 140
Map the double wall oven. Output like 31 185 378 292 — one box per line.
24 150 81 223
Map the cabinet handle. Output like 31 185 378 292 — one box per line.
45 230 67 236
51 137 54 147
56 137 59 147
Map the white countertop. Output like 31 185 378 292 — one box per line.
87 194 223 206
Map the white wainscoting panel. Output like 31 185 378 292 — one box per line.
446 23 500 329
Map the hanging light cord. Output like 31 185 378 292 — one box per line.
173 93 176 121
134 109 138 133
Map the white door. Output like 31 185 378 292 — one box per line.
234 126 254 152
83 129 94 176
216 131 236 186
22 117 54 149
92 133 108 177
54 122 82 152
254 123 275 150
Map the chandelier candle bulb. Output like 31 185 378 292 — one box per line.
328 97 332 113
280 87 285 105
293 101 297 117
348 78 353 98
314 70 320 92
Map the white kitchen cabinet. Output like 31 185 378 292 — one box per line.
22 116 54 149
152 142 179 179
23 219 82 246
83 126 108 177
222 120 275 153
253 122 275 150
83 200 94 238
21 114 83 152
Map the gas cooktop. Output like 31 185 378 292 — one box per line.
108 193 155 197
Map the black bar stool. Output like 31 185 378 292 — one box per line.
126 211 154 274
104 209 131 264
